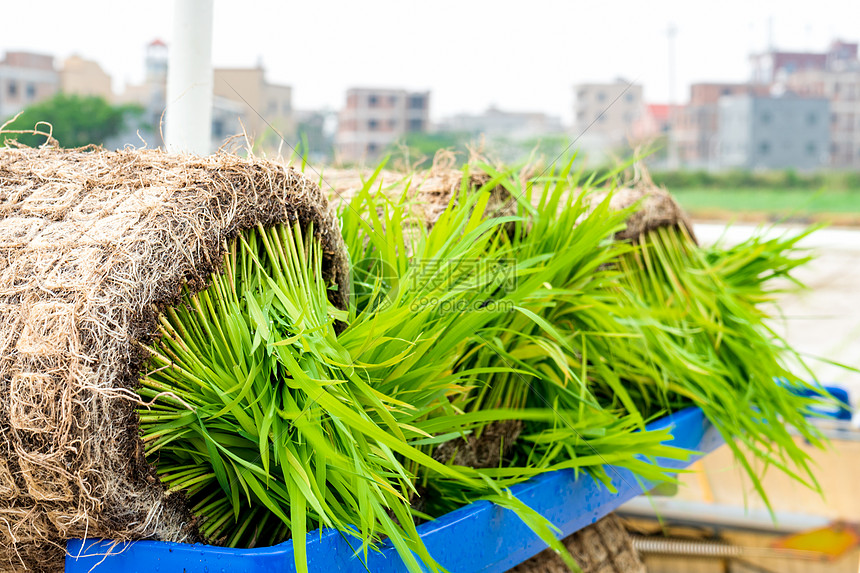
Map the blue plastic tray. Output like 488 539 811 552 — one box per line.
66 407 723 572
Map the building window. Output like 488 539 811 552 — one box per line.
25 83 36 100
268 100 277 114
389 95 397 105
408 96 425 110
408 118 423 132
759 141 770 155
625 92 634 103
597 91 606 102
367 142 378 154
368 95 378 107
8 81 17 98
282 101 291 114
212 119 225 138
721 87 732 96
388 119 397 129
368 119 378 131
807 112 817 125
806 142 817 156
760 111 772 124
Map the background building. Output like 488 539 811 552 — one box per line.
117 39 169 140
60 55 112 100
571 79 644 159
291 108 336 162
784 53 860 169
630 103 675 142
671 83 765 169
438 106 563 140
718 94 830 170
335 88 430 163
0 51 58 120
212 66 293 148
118 40 287 151
751 40 858 85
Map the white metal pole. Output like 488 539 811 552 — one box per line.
666 23 678 170
165 0 214 155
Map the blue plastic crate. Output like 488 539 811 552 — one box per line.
66 406 723 572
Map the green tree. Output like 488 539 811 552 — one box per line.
2 93 143 148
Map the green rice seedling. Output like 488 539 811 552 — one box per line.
141 179 650 572
342 163 692 526
137 213 517 572
421 159 831 519
612 223 828 511
139 154 829 573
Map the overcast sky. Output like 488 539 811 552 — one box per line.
4 1 857 123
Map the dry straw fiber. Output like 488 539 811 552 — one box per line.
0 147 348 572
591 185 698 244
322 152 516 228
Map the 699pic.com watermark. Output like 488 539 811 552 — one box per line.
409 258 517 313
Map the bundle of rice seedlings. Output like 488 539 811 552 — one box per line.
140 177 684 572
0 144 829 572
613 221 827 508
502 166 829 507
403 160 831 521
340 163 690 525
109 152 838 573
138 191 516 571
0 148 351 572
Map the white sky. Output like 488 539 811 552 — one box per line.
4 1 857 124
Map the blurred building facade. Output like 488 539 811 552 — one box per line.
335 88 430 163
118 40 300 151
571 79 644 159
651 39 860 171
783 43 860 169
717 94 830 170
630 103 675 142
670 83 766 169
212 66 293 148
60 55 112 100
750 40 858 85
0 51 59 120
438 106 563 140
117 39 169 140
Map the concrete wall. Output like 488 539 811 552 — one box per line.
787 67 860 169
335 88 430 163
0 51 59 120
572 81 644 154
718 95 830 170
60 56 112 101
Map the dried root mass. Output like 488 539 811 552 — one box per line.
0 147 347 572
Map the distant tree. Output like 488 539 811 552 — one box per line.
1 94 143 148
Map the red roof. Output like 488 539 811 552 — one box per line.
149 38 167 47
647 104 671 122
